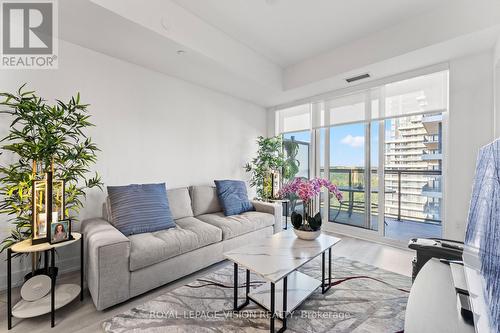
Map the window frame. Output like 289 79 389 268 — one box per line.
274 65 449 246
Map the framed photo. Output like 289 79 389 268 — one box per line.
50 219 71 244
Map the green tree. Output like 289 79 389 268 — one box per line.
282 137 300 182
0 84 102 252
245 136 285 199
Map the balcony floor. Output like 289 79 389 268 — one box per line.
328 209 442 241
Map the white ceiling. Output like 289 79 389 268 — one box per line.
172 0 453 67
61 0 500 107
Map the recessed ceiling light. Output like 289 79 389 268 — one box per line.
177 50 186 55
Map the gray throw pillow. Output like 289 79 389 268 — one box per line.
107 183 175 236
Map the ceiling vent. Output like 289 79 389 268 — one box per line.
345 73 370 83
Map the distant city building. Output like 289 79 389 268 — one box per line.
384 113 442 222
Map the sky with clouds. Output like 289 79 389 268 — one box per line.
340 134 364 148
285 122 391 169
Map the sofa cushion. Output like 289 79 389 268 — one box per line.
190 185 222 216
104 187 194 222
196 211 274 240
128 217 222 271
167 187 193 220
214 180 254 216
107 183 175 236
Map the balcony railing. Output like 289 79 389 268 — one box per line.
327 168 442 225
422 182 442 192
424 135 440 143
424 202 441 219
385 169 441 223
422 149 443 161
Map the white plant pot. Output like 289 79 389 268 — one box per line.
293 228 321 240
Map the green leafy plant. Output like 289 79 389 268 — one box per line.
245 136 285 200
0 84 102 252
307 213 322 231
291 211 303 229
281 137 301 212
282 138 300 182
290 211 322 231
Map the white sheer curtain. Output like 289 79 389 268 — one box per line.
275 103 310 134
275 70 448 134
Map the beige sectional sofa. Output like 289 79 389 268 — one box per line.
81 185 282 310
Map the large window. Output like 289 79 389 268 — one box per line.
275 69 448 242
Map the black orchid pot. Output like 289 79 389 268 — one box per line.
291 204 322 240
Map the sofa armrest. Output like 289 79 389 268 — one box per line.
252 200 283 233
81 218 131 310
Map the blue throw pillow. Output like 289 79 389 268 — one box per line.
107 183 175 236
214 180 254 216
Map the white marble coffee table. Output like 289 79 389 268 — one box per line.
224 230 341 333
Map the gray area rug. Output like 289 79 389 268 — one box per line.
102 256 410 332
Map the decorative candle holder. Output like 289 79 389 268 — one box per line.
31 172 65 245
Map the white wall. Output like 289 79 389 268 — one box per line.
445 51 495 241
0 40 266 289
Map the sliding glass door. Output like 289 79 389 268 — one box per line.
276 69 448 242
326 121 380 232
328 123 368 228
382 114 443 240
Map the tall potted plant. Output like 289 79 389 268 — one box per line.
282 137 300 182
0 85 102 256
282 136 301 213
245 136 285 200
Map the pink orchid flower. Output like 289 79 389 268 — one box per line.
279 177 343 203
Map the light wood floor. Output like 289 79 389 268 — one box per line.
0 232 414 333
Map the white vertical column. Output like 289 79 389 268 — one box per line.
364 92 372 230
378 86 386 237
323 102 330 223
311 102 322 213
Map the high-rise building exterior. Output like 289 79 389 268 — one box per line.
384 113 442 223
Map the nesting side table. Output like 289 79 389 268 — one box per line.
6 232 83 330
